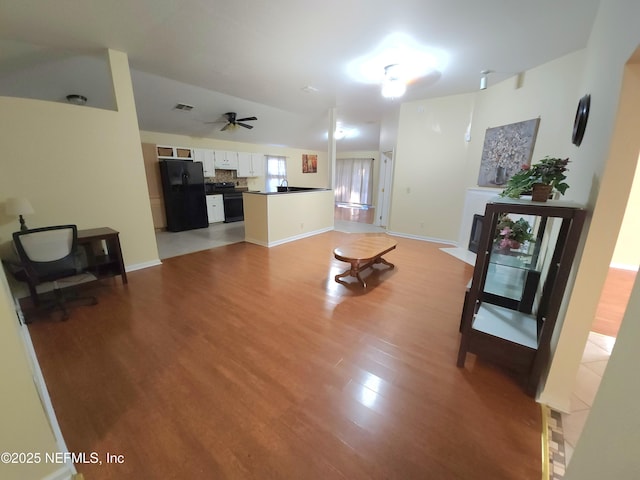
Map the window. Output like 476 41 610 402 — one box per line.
335 157 374 205
266 155 287 192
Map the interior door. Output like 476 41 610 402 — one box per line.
375 150 394 227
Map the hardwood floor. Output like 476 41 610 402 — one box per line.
334 204 375 224
591 267 637 337
27 231 542 479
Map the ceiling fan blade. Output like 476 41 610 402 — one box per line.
237 122 254 129
237 116 257 122
220 123 232 131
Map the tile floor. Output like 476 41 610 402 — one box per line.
156 218 385 260
562 331 616 464
155 221 246 259
547 331 615 479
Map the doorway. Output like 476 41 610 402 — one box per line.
334 156 376 226
560 54 640 466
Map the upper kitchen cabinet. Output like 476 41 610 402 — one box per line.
157 145 193 160
193 148 215 176
237 152 265 177
214 150 239 170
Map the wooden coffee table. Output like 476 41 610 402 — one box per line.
333 236 397 287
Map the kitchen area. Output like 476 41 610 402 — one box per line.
142 143 260 258
142 142 335 258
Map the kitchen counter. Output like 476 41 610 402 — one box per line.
243 189 334 246
247 187 331 195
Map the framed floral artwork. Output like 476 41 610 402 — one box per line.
477 118 540 187
302 154 317 173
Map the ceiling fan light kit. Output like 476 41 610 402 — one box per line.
381 64 407 98
209 112 258 132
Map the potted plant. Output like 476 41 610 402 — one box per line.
499 156 570 201
495 214 533 251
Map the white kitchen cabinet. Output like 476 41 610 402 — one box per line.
206 194 225 223
236 152 252 177
250 153 265 177
214 150 238 170
193 148 215 176
156 145 193 160
237 151 265 177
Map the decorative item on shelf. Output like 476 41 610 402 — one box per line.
495 214 533 251
499 156 570 202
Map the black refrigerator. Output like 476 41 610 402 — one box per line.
159 160 209 232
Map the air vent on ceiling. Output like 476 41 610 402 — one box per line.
173 103 194 112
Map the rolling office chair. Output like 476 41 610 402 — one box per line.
12 225 98 321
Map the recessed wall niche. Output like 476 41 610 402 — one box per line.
0 41 117 111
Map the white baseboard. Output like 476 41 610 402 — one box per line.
17 310 77 478
246 227 334 248
125 259 162 272
386 231 457 246
440 247 476 266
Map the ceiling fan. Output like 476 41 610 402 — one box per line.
207 112 257 131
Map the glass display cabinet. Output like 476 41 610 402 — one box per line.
457 198 586 396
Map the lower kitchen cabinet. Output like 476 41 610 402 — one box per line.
206 194 225 223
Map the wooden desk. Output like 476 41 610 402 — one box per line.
78 227 128 284
333 236 397 287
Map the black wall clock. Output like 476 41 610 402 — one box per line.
572 94 590 146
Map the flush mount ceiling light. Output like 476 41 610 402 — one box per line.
381 64 407 99
66 94 87 105
347 32 449 89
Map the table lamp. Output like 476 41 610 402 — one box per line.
5 197 34 231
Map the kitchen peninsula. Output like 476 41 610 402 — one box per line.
243 188 334 247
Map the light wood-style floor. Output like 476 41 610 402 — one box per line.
27 232 542 479
591 267 637 337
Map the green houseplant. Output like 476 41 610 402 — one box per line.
495 214 533 250
499 156 570 201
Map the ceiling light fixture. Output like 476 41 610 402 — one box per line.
66 94 87 105
381 64 407 99
347 32 449 86
480 70 492 90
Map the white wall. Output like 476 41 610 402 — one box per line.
0 50 158 269
611 155 640 269
0 269 63 480
0 50 158 479
390 92 475 243
539 1 640 417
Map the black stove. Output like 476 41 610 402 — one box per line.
205 182 244 222
205 182 237 194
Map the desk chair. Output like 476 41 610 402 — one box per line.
12 225 98 321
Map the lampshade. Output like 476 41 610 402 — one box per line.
5 197 34 216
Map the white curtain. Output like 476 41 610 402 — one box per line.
265 155 287 192
335 158 374 205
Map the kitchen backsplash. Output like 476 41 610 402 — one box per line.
205 169 248 188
